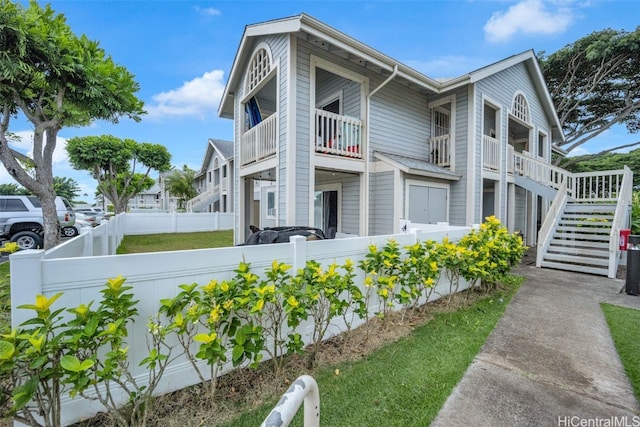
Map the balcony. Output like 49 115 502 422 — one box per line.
314 109 363 159
483 135 500 171
428 135 450 167
241 113 277 166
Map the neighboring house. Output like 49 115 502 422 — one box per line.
187 139 235 213
126 181 163 211
218 14 632 277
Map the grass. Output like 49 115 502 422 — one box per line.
115 230 234 254
0 262 10 332
601 303 640 401
218 277 523 427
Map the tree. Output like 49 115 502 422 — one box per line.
0 182 29 195
538 27 640 166
165 165 197 210
564 148 640 187
53 176 80 202
66 135 171 213
0 1 145 248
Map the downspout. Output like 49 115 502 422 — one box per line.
364 65 398 236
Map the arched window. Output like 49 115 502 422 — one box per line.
512 93 530 123
246 47 271 93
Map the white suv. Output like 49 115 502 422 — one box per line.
0 195 76 249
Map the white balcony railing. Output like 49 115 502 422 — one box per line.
428 135 450 167
482 135 499 171
241 113 277 166
315 109 363 159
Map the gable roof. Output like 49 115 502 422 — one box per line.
196 138 234 177
219 13 563 142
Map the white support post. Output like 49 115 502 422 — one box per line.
82 228 94 257
290 235 307 272
10 249 45 328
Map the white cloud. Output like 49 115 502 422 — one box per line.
145 70 226 120
194 6 221 17
484 0 574 43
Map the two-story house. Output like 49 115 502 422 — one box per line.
218 14 632 277
187 138 235 213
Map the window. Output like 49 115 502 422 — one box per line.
512 93 530 123
433 108 450 137
246 47 271 93
266 190 276 218
0 199 28 212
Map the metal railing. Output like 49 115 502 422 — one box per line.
260 375 320 427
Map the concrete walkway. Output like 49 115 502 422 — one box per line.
431 263 640 427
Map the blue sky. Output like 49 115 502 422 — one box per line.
6 0 640 202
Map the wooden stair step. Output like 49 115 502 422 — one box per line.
549 239 609 249
545 246 609 258
539 260 608 276
543 253 609 266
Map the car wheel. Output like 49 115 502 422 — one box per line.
10 231 43 250
61 226 79 237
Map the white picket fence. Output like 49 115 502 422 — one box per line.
10 223 470 426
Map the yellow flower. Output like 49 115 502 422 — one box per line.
287 295 299 308
106 275 126 291
174 312 185 327
220 281 230 292
18 292 63 316
364 276 373 287
0 242 19 253
209 305 221 323
223 300 234 310
202 279 217 293
254 299 265 312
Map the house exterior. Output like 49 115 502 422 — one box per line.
187 138 235 213
218 14 632 277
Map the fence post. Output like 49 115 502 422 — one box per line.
410 228 422 244
214 212 220 231
172 211 178 233
290 235 307 272
10 249 45 328
82 227 94 256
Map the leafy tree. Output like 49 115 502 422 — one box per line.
0 1 145 248
66 135 171 213
164 165 197 210
538 27 640 166
0 183 29 195
564 148 640 187
53 176 80 202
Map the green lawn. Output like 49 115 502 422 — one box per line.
601 303 640 401
116 230 234 254
220 278 523 427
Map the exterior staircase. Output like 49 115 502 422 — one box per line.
538 202 616 276
530 163 633 278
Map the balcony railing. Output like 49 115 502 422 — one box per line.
241 113 277 166
482 135 499 171
315 109 363 159
428 135 450 167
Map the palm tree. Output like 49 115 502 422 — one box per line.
165 165 197 210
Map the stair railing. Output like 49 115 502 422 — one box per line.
260 375 320 427
607 166 633 278
185 185 220 212
536 178 568 268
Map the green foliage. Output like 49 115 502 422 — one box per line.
0 0 145 248
632 192 640 235
1 219 525 425
538 27 640 161
0 183 30 195
164 165 198 210
564 149 640 187
66 135 171 214
53 176 80 202
601 303 640 402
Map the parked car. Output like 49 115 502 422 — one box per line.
61 219 93 238
74 212 98 227
0 195 75 249
241 226 326 245
74 208 104 225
